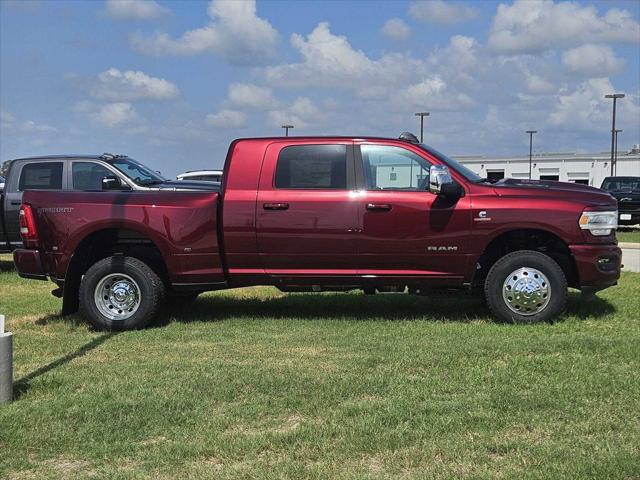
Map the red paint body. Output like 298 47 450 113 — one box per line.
13 137 621 296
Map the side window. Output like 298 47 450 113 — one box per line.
18 162 63 191
275 145 347 189
361 145 431 190
72 162 114 190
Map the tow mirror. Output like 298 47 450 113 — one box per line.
429 165 462 199
102 175 125 190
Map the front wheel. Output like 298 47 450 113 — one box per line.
79 256 165 330
484 250 567 324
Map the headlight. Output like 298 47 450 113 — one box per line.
579 210 618 236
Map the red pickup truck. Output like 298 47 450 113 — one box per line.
13 133 621 330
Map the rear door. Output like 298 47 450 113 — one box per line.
256 141 360 276
4 160 66 247
354 143 472 282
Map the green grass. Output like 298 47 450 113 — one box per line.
0 255 639 479
617 228 640 243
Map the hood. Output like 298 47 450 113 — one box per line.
491 178 616 208
154 180 221 192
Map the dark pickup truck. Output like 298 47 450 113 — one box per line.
13 134 622 330
600 176 640 226
1 154 216 253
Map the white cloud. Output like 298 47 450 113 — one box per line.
381 18 411 41
548 78 614 131
228 83 276 109
266 97 322 130
562 44 625 76
73 68 179 102
206 109 246 128
526 74 555 94
409 0 478 26
105 0 169 20
265 22 423 92
489 0 640 54
130 0 278 65
75 101 139 127
0 109 56 133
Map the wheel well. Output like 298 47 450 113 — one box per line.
61 228 168 315
473 229 578 289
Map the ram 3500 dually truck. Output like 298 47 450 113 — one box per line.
13 134 621 330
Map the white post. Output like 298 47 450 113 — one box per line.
0 314 13 404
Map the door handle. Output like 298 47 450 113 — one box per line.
263 202 289 210
366 203 392 211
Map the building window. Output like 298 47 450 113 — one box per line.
486 170 505 181
572 179 589 185
540 175 560 181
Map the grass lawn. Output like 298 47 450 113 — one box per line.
617 228 640 244
0 254 639 479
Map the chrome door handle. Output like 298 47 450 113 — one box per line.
366 203 392 211
263 202 289 210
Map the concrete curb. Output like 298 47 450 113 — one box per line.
620 242 640 250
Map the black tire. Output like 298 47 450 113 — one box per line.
79 256 165 330
484 250 567 324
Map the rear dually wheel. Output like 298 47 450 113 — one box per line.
79 256 165 330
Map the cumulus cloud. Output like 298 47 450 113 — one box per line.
71 68 179 102
130 0 278 65
206 109 246 128
547 78 637 131
227 83 277 109
75 101 139 127
409 0 478 26
488 0 640 54
266 97 322 129
0 109 56 133
105 0 169 20
562 44 625 76
381 18 411 41
264 22 424 92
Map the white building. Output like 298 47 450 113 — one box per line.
452 145 640 187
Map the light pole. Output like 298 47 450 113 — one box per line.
414 112 430 143
614 129 622 175
281 125 294 136
526 130 537 180
605 93 624 176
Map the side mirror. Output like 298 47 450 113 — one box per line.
429 165 462 199
102 175 125 190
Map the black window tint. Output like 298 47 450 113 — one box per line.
275 145 347 189
19 162 63 190
72 162 114 190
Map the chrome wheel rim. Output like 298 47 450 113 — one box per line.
502 267 550 316
94 273 141 321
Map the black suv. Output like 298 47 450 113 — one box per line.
601 176 640 226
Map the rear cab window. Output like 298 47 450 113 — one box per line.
18 162 63 191
275 145 348 190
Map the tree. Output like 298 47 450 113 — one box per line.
0 160 11 177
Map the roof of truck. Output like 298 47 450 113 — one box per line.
10 153 127 161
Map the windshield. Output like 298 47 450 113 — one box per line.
108 157 166 186
601 177 640 193
418 144 482 182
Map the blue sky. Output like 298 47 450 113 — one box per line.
1 0 639 177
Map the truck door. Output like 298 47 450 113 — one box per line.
256 141 360 276
3 160 65 248
355 143 471 282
